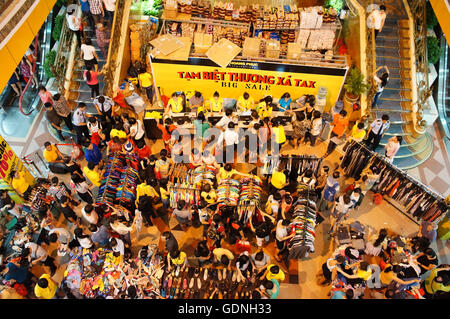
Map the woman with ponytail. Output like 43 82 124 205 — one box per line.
83 65 103 99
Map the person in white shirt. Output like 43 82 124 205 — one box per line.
367 5 387 38
93 95 114 122
110 237 125 256
66 5 82 46
218 122 239 163
81 204 99 225
102 0 116 28
48 228 73 245
74 227 94 249
215 109 235 130
23 242 57 275
80 38 99 71
110 216 133 247
328 194 353 235
372 65 390 108
366 114 390 151
128 117 146 144
384 136 402 162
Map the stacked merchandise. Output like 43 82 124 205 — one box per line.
97 153 140 213
341 141 448 223
191 0 211 17
288 189 317 259
210 2 257 23
307 29 335 50
97 154 124 207
160 265 262 299
168 166 200 208
265 155 323 182
216 178 240 209
192 166 216 189
130 24 143 63
181 22 196 39
64 246 164 298
299 6 338 28
237 176 263 225
254 5 299 30
117 153 140 213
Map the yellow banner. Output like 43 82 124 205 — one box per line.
0 135 34 189
152 58 348 111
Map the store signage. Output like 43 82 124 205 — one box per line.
0 135 34 188
152 57 348 109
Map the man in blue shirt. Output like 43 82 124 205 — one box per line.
1 261 34 288
83 140 103 166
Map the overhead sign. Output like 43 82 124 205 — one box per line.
152 57 348 110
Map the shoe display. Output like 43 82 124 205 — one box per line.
203 268 208 281
189 277 194 289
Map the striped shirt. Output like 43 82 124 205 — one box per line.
88 0 103 15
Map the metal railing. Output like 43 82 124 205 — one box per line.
406 0 432 131
365 4 377 117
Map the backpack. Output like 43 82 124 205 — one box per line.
324 182 339 201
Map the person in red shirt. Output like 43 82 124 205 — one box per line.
324 110 349 157
157 118 177 151
106 136 123 155
38 86 53 105
134 139 151 159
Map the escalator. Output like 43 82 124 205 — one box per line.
437 36 450 146
0 10 54 139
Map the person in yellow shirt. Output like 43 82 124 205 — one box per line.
159 178 170 209
261 264 285 282
167 249 187 273
43 142 62 163
138 69 154 103
272 120 286 153
216 164 251 183
256 96 273 119
209 91 224 113
349 122 366 142
10 170 32 200
34 274 57 299
270 167 289 193
83 162 101 187
135 179 159 206
201 183 217 205
236 92 254 112
166 92 184 113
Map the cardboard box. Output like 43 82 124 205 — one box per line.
242 37 261 57
265 39 280 59
194 32 213 54
206 38 242 68
287 42 302 60
150 34 185 56
165 8 178 19
152 36 192 61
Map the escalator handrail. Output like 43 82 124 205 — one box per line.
18 35 39 116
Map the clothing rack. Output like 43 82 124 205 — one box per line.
169 184 201 208
341 141 448 225
288 188 317 259
97 153 123 207
262 154 323 178
238 176 263 225
217 178 240 208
